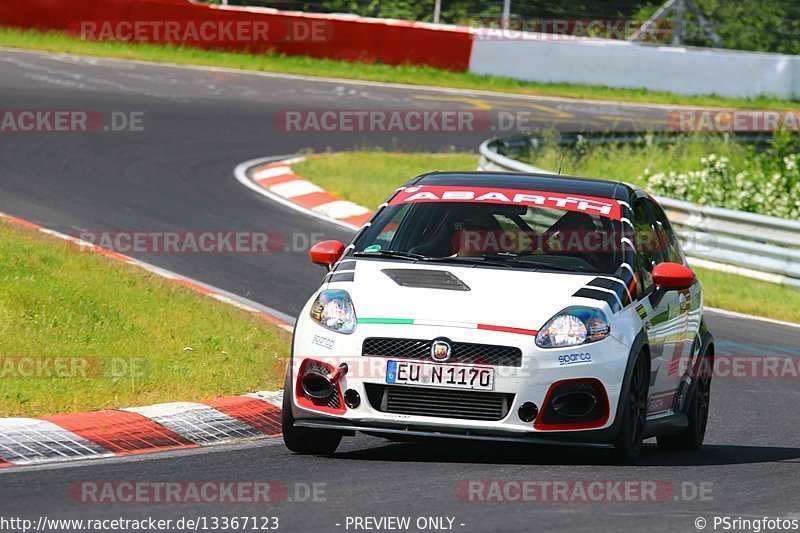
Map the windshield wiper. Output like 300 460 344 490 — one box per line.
353 250 579 272
353 249 426 261
434 256 514 268
478 253 580 272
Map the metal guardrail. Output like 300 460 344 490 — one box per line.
478 132 800 288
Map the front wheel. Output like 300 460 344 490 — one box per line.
282 366 342 455
612 352 649 463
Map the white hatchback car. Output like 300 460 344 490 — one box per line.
282 172 714 462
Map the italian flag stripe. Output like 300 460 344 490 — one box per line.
357 318 537 336
357 318 414 324
477 324 539 336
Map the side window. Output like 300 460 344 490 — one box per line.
378 204 416 250
647 200 685 265
632 200 664 294
356 204 410 252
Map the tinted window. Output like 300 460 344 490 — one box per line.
353 201 623 275
646 199 685 265
632 199 664 293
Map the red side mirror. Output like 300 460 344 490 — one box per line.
652 262 696 291
309 240 345 269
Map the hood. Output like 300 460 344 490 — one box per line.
327 259 601 332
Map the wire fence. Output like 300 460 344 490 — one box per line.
208 0 800 54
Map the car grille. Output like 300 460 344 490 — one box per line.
365 384 513 421
362 337 523 367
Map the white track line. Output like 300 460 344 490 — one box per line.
705 307 800 331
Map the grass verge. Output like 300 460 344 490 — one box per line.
294 151 479 209
1 27 798 110
0 219 290 417
690 266 800 323
525 135 752 188
294 151 800 324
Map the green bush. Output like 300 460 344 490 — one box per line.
644 132 800 219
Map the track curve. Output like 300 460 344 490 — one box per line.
1 48 799 532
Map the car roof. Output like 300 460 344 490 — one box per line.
409 171 641 203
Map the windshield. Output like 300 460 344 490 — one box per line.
350 185 624 275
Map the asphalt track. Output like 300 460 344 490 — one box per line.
1 48 799 532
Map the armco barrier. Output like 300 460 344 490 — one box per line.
0 0 473 70
478 132 800 288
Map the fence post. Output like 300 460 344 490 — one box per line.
501 0 511 30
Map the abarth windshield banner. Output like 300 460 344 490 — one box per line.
388 186 621 220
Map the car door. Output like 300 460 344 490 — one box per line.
648 199 703 411
631 197 685 416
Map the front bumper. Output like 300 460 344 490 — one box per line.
294 419 614 449
290 319 631 442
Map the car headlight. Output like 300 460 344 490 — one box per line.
309 289 357 334
536 306 610 348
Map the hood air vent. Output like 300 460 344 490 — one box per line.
382 269 470 291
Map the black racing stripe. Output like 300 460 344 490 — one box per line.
588 277 631 306
616 266 637 296
329 272 355 283
573 288 622 313
334 260 356 272
617 265 634 283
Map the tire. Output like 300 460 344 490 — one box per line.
613 352 649 463
281 365 342 455
657 350 712 451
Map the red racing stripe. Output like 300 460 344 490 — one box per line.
477 324 539 336
203 396 282 436
42 410 195 454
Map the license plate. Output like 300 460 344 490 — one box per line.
385 360 494 391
